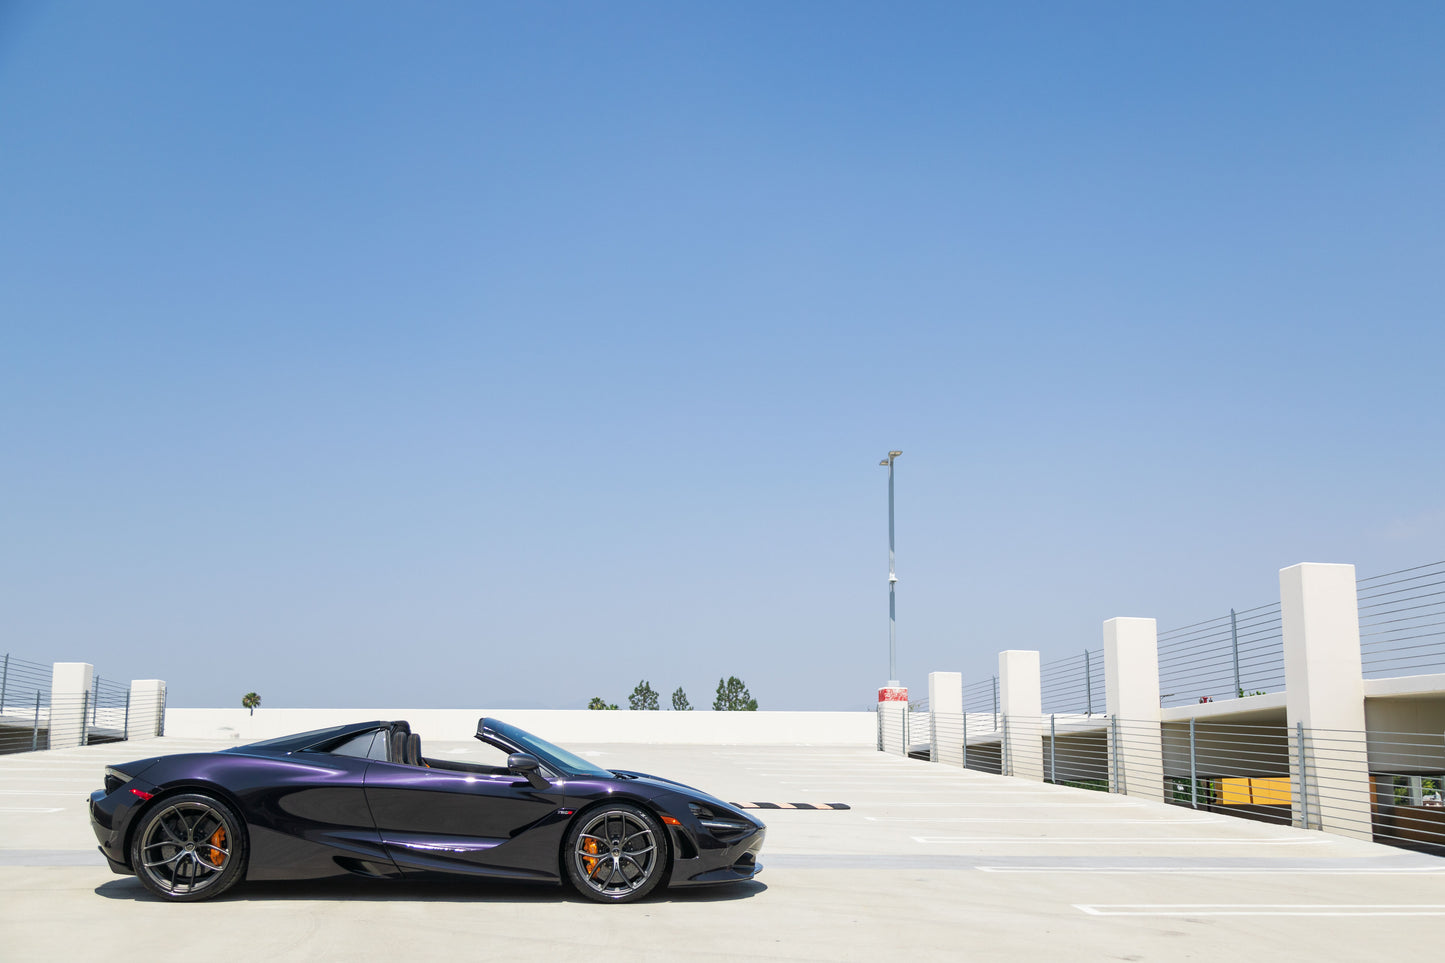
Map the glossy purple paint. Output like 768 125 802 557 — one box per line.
89 718 765 895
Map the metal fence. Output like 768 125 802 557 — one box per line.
0 655 53 754
876 704 908 756
1156 602 1285 708
1358 560 1445 679
890 706 1445 857
961 677 998 731
1040 648 1105 715
0 655 165 755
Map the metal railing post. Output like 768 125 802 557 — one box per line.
991 676 998 731
929 707 937 763
158 686 166 737
92 675 100 725
961 710 968 770
31 690 41 751
1049 713 1057 783
1230 609 1242 698
1110 714 1122 793
902 703 910 757
1189 717 1199 808
1296 721 1309 830
1084 649 1093 716
1001 713 1010 776
80 691 90 747
123 691 131 741
1 653 8 711
876 705 882 752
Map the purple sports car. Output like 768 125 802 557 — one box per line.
88 717 765 903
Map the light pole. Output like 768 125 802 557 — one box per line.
879 451 902 685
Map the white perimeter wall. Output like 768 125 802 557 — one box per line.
165 708 875 746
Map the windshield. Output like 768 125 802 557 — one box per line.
478 718 611 778
238 725 351 751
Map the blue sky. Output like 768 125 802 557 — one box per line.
2 2 1442 709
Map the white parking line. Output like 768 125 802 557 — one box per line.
914 837 1331 845
1076 904 1445 917
982 866 1445 875
788 787 1069 795
855 798 1150 803
867 816 1219 824
0 807 65 813
780 782 1061 789
786 789 963 795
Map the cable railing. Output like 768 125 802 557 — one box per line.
1042 712 1113 790
0 655 53 754
1039 647 1105 716
1358 560 1445 679
1158 719 1295 824
892 707 1445 858
1307 725 1444 854
875 703 908 756
0 654 166 754
1156 602 1285 708
961 677 998 731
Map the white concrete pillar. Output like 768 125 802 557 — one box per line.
999 651 1043 780
928 671 963 766
49 662 94 750
127 680 167 739
1281 562 1371 839
1103 618 1164 801
877 684 908 756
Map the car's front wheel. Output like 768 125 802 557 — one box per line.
130 792 248 901
564 803 667 903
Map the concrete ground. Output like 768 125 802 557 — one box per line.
3 736 1445 962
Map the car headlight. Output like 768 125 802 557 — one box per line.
688 803 753 838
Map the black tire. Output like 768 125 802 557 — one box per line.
563 802 668 903
129 792 248 901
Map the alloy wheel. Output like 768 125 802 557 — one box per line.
135 798 239 898
570 806 663 901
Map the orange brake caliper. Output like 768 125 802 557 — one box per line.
207 826 227 867
581 837 600 875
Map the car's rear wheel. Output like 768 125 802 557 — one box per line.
130 792 248 901
564 803 667 903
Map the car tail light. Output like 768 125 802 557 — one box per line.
129 788 153 801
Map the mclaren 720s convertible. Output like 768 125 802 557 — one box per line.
89 717 765 903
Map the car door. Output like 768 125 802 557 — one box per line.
363 760 569 879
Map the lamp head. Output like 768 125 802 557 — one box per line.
889 451 902 457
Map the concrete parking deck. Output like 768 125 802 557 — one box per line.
4 737 1445 961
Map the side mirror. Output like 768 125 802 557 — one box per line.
508 752 549 789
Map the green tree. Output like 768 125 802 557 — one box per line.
588 696 618 710
713 676 758 711
671 687 692 711
241 692 261 716
629 680 660 710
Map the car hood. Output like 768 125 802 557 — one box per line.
607 770 752 818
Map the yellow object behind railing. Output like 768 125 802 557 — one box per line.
1219 776 1292 806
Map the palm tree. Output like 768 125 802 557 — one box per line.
242 692 260 716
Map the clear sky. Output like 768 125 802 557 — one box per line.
2 2 1442 710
